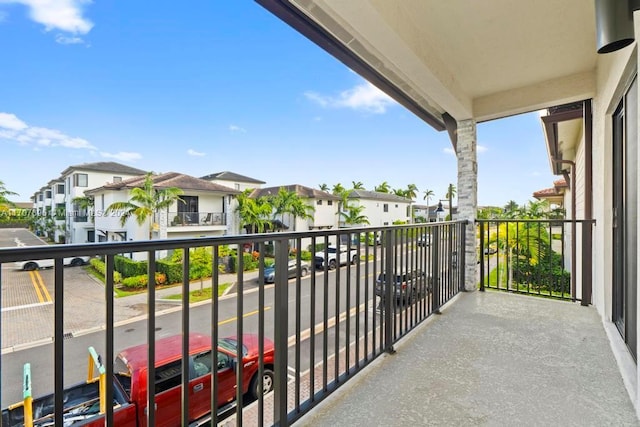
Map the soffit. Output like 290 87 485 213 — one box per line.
288 0 597 124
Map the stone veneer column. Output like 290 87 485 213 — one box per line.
456 119 478 291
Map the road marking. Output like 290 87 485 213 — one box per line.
218 306 272 326
29 270 52 303
1 301 53 313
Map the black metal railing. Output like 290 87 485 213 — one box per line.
168 211 225 226
477 219 595 303
0 221 466 426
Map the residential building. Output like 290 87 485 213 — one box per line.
87 172 240 249
59 162 147 244
201 171 266 235
533 178 568 212
345 189 412 227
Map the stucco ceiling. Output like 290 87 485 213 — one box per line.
280 0 597 128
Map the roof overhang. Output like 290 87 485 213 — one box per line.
257 0 598 129
541 102 585 175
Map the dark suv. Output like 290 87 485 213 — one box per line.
375 270 430 302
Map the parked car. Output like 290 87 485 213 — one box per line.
314 245 358 270
15 256 91 271
263 259 310 283
417 233 431 247
375 269 431 303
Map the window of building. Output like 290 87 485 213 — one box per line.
45 190 52 198
235 183 240 190
38 194 43 201
327 200 333 206
113 176 122 183
73 173 88 187
383 204 388 212
317 200 323 205
395 204 398 208
56 184 65 194
383 222 389 226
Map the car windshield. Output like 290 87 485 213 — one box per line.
218 337 248 357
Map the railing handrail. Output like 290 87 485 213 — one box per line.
0 221 468 262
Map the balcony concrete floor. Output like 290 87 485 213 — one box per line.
298 291 639 426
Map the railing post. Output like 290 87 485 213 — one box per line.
273 238 290 425
459 221 467 292
432 225 441 314
383 228 395 353
581 220 594 306
479 221 485 291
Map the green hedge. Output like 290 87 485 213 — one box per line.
156 259 183 284
114 255 148 278
228 252 259 273
90 258 122 284
121 272 167 289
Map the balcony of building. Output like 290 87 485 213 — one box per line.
0 220 635 426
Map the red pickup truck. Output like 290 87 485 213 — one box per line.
1 333 275 427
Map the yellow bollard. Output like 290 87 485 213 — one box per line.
88 347 107 414
23 363 33 427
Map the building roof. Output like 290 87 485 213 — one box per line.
85 172 241 195
60 162 148 177
251 184 340 200
200 171 266 184
347 189 412 203
533 178 567 200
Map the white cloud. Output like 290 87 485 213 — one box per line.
304 81 397 114
0 0 93 34
477 145 488 153
0 112 27 130
55 34 84 44
0 113 96 149
100 151 142 162
187 149 205 157
229 124 246 133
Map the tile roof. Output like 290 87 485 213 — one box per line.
85 172 241 194
60 162 148 176
250 184 340 200
200 171 266 184
347 189 412 203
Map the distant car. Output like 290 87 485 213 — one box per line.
15 256 90 271
263 259 310 283
314 245 358 270
417 234 431 247
375 269 431 302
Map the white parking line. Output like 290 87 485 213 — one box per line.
1 301 53 313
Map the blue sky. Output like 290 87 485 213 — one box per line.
0 1 556 207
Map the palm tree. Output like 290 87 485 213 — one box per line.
270 187 298 230
235 189 272 234
375 181 390 193
339 204 370 226
445 183 457 220
332 183 346 195
0 180 18 208
289 196 315 230
319 183 329 192
104 173 184 239
351 181 365 190
393 188 407 197
422 188 435 212
503 200 521 219
405 183 418 201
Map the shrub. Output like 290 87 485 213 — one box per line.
300 250 312 261
156 259 182 284
114 255 148 278
121 273 167 289
90 258 122 284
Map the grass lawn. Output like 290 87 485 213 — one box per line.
165 283 232 303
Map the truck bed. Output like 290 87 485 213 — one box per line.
1 379 129 427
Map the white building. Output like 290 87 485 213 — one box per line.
346 190 412 227
58 162 148 244
200 171 265 235
87 172 240 250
